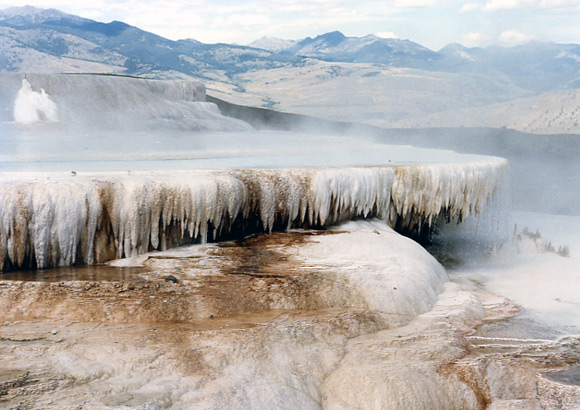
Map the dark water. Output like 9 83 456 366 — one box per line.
474 314 565 340
0 264 145 282
544 365 580 386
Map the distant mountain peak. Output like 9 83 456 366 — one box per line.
319 30 346 39
0 5 45 16
362 34 382 41
437 43 477 62
0 5 87 25
440 42 469 52
311 31 347 46
248 36 298 52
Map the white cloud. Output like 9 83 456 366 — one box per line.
498 29 533 44
539 0 580 11
376 31 399 39
270 0 349 12
392 0 437 7
483 0 530 11
460 2 483 12
213 13 270 27
461 31 491 47
483 0 580 11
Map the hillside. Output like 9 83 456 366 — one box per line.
1 6 580 134
0 6 294 82
392 88 580 134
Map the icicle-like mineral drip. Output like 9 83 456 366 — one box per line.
391 160 509 230
309 167 396 226
0 158 509 270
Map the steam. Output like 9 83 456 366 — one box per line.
2 73 251 132
13 79 58 123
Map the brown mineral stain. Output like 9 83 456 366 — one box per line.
0 229 344 326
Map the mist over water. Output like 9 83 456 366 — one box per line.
372 128 580 216
0 128 499 172
1 76 498 172
448 211 580 336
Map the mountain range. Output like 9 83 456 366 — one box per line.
1 5 580 133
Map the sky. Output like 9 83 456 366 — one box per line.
2 0 580 50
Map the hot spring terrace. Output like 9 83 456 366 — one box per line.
0 74 510 271
0 148 509 271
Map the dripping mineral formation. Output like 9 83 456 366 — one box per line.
0 162 509 271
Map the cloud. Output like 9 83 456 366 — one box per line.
213 13 270 27
270 0 351 12
498 29 533 44
91 1 272 41
460 2 483 12
461 32 491 47
483 0 580 11
392 0 437 7
483 0 530 11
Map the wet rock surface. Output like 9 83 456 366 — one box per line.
0 227 578 409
